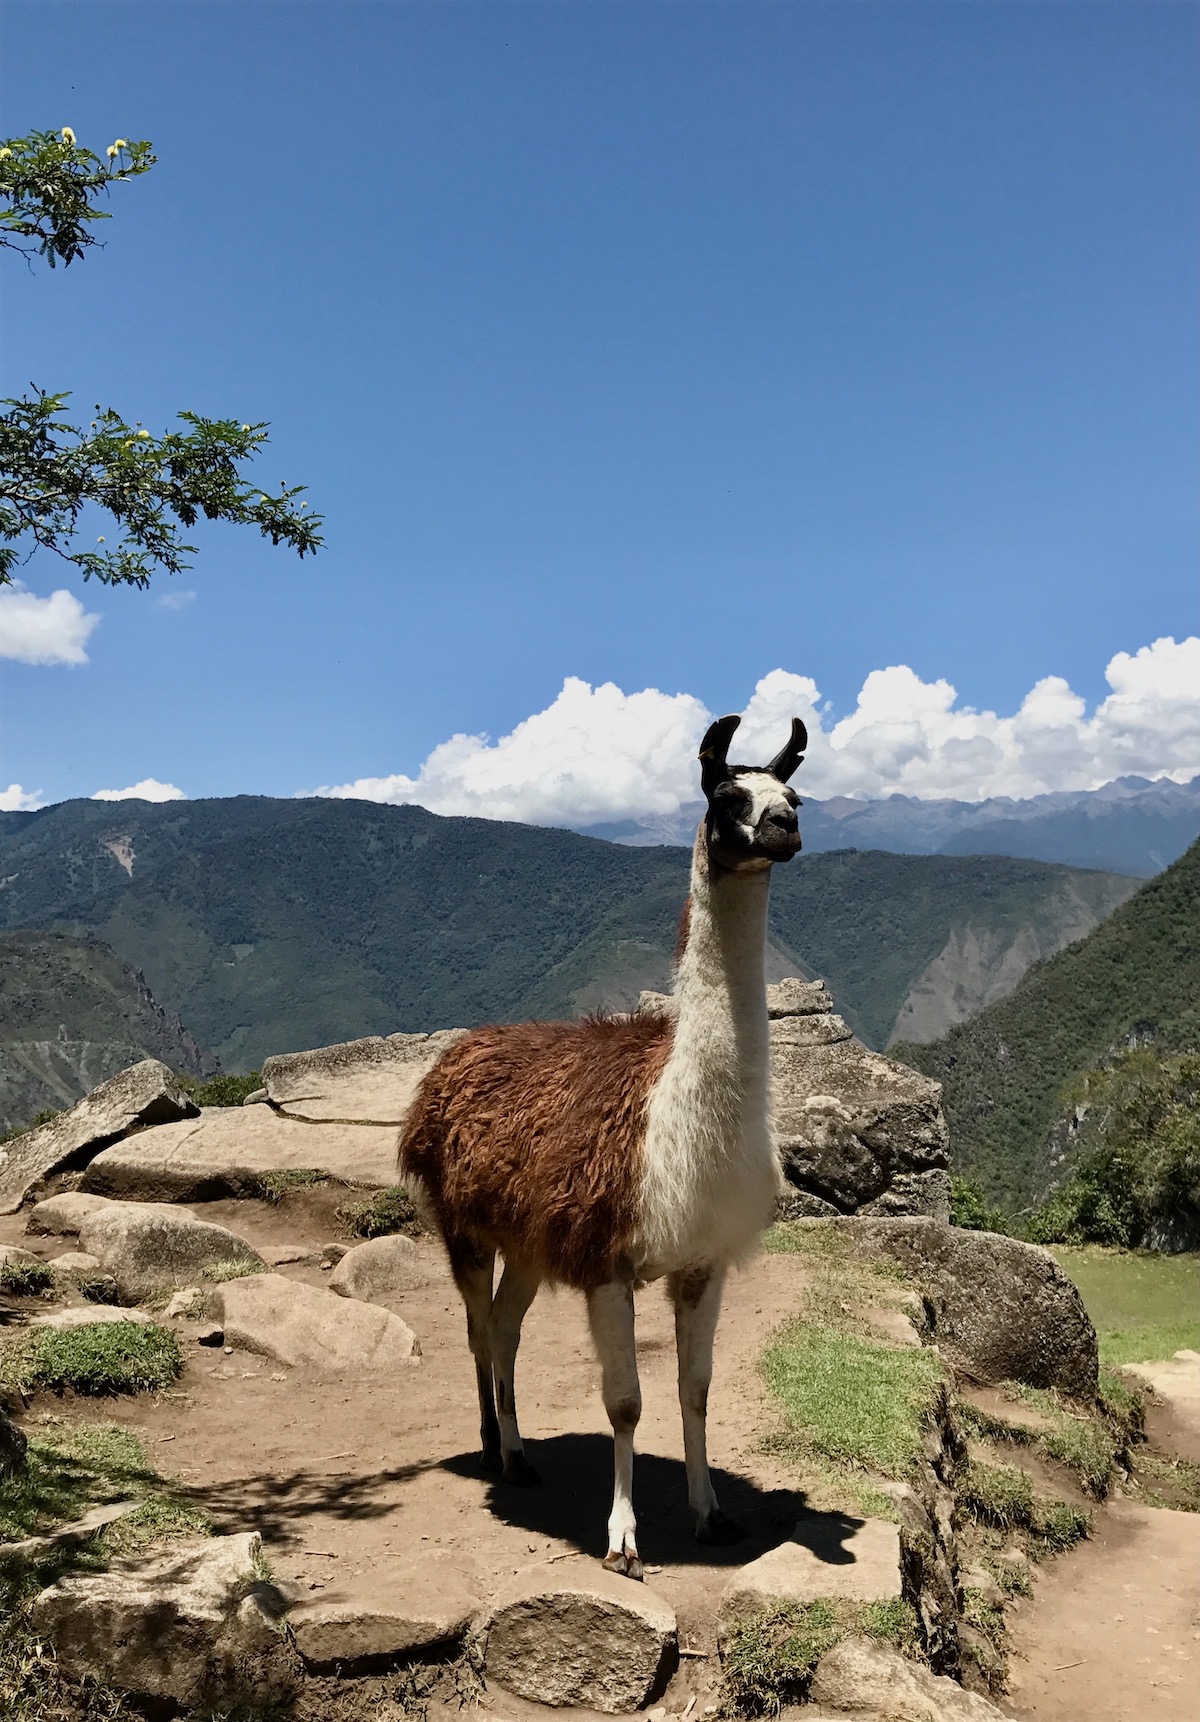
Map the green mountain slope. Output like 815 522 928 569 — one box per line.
896 840 1200 1212
0 930 214 1132
0 797 1136 1070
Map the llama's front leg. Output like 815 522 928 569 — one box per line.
670 1264 743 1545
587 1279 643 1581
487 1260 541 1486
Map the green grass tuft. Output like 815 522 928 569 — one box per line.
0 1321 183 1397
1005 1385 1121 1497
338 1184 423 1239
200 1257 266 1283
761 1319 945 1478
176 1070 263 1107
0 1260 54 1297
253 1167 329 1203
960 1459 1089 1554
720 1598 920 1716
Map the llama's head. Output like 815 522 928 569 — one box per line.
698 713 806 871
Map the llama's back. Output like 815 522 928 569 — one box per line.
399 1013 673 1288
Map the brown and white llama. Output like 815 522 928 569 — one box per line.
399 711 807 1579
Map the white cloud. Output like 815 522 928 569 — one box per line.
0 784 43 812
155 589 196 612
0 585 100 666
310 636 1200 824
92 779 186 803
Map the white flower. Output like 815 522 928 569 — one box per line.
60 127 76 146
136 429 151 440
97 536 105 543
0 148 12 161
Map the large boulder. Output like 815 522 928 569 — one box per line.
476 1569 678 1714
218 1274 420 1370
719 1513 901 1627
261 1030 464 1124
0 1059 198 1214
31 1532 298 1708
809 1636 1006 1719
768 979 950 1221
26 1192 132 1236
79 1205 264 1302
328 1234 432 1302
82 1106 399 1199
288 1569 478 1667
831 1216 1098 1398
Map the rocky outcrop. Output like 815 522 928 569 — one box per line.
832 1217 1098 1398
78 1204 264 1302
0 1058 198 1213
261 1031 465 1124
31 1532 298 1708
475 1569 677 1713
810 1636 1006 1719
769 980 950 1220
218 1274 421 1370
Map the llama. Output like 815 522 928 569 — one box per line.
399 711 806 1578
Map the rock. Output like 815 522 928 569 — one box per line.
82 1106 399 1200
161 1287 206 1320
26 1192 123 1236
31 1532 298 1707
218 1274 420 1370
243 1088 268 1105
0 1243 44 1270
196 1323 225 1346
79 1206 264 1303
0 1060 199 1214
720 1513 901 1626
262 1243 314 1267
769 980 950 1220
477 1568 678 1713
831 1216 1098 1398
0 1404 27 1477
328 1234 432 1302
809 1636 1007 1719
289 1572 478 1666
261 1029 465 1124
30 1303 153 1327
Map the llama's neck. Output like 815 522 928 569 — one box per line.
634 824 777 1274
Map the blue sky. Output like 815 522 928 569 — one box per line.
1 1 1197 820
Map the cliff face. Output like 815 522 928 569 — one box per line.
0 930 215 1133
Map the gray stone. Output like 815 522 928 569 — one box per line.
82 1106 399 1199
161 1287 207 1320
478 1569 678 1713
48 1250 109 1281
0 1243 44 1271
809 1636 1006 1719
767 977 835 1017
859 1169 952 1220
26 1192 124 1236
328 1234 432 1302
30 1303 153 1328
261 1029 465 1125
288 1572 478 1666
31 1532 298 1708
79 1205 264 1303
832 1216 1098 1398
0 1059 198 1214
720 1514 901 1626
218 1274 420 1370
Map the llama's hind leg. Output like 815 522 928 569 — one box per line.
448 1238 501 1473
669 1264 744 1545
587 1279 643 1581
488 1259 541 1486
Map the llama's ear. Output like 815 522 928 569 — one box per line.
699 714 741 796
767 717 808 783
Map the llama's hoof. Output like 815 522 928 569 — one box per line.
696 1508 745 1546
501 1451 541 1486
602 1547 644 1582
480 1447 503 1475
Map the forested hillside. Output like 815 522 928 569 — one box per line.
897 840 1200 1213
0 797 1135 1070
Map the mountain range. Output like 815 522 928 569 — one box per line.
0 797 1135 1084
579 774 1200 878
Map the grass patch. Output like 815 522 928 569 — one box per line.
1128 1449 1200 1514
200 1257 266 1283
0 1261 54 1297
720 1597 919 1716
763 1220 850 1260
0 1420 155 1543
176 1070 263 1108
1050 1246 1200 1364
1005 1384 1121 1497
253 1167 329 1203
960 1459 1089 1554
0 1321 182 1398
338 1184 423 1240
761 1319 945 1479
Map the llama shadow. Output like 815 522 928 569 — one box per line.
442 1433 820 1568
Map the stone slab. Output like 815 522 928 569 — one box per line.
288 1572 478 1665
720 1513 902 1624
81 1107 399 1199
0 1059 198 1214
218 1274 420 1370
261 1030 464 1124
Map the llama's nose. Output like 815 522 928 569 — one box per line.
766 809 798 835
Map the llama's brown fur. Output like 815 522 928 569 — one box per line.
400 1011 674 1290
